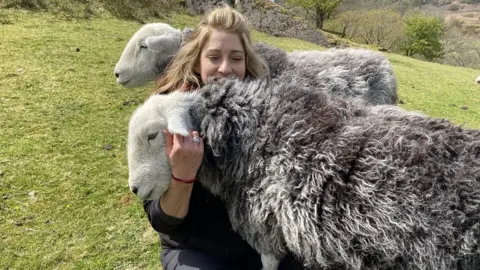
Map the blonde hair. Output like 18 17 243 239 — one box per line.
153 5 269 94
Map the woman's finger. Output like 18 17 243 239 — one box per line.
162 130 174 155
191 131 202 147
173 133 185 146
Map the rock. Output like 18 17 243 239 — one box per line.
460 105 468 110
105 144 113 151
184 0 330 47
28 191 36 200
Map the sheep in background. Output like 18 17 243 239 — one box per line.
113 23 191 88
289 48 397 105
127 75 480 270
114 23 397 105
254 43 397 105
476 75 480 84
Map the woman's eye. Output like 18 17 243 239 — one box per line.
147 132 158 141
207 56 219 61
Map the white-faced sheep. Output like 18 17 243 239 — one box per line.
476 75 480 85
113 23 192 88
128 75 480 269
114 23 397 105
114 23 190 88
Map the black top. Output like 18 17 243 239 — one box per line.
143 182 261 262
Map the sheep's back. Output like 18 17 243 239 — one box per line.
267 101 480 268
197 78 480 269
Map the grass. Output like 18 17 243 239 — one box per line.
0 9 160 270
387 53 480 127
0 6 479 270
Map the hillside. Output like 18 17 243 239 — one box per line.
421 1 480 35
341 0 480 34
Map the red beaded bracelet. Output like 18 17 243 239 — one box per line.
172 175 196 184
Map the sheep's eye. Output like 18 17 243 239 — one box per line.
147 132 158 141
140 44 148 49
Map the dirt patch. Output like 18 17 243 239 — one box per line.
119 194 133 206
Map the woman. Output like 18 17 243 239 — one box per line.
143 5 303 269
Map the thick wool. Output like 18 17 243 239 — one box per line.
253 42 397 105
128 76 480 269
114 23 397 105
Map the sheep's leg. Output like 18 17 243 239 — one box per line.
261 253 280 270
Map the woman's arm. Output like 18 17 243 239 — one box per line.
143 130 203 233
160 180 194 218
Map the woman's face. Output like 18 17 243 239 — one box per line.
197 29 246 84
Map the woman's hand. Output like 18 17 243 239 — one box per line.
163 130 204 180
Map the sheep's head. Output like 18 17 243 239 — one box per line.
114 23 185 88
127 92 197 200
476 75 480 85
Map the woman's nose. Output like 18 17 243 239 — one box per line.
218 60 232 74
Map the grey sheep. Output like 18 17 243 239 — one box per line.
254 43 397 105
114 23 397 105
128 74 480 269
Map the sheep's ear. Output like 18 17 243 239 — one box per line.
182 28 194 44
165 108 192 137
145 35 180 53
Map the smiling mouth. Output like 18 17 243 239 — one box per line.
210 77 224 83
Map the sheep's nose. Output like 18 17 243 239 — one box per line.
131 187 138 195
115 72 120 78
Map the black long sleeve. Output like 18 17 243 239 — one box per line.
142 183 261 261
143 199 184 234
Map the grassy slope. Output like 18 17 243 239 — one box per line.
0 8 478 270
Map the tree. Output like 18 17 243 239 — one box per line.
326 9 405 51
441 24 480 69
286 0 343 29
401 15 444 61
357 10 405 49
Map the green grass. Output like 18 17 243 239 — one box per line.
0 7 479 270
388 53 480 127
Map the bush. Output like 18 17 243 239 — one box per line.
0 0 50 9
448 4 460 11
0 0 181 21
100 0 180 22
401 14 445 61
326 9 405 51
